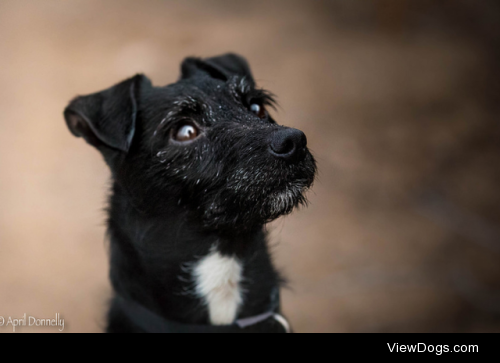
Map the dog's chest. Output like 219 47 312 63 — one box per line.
192 248 243 325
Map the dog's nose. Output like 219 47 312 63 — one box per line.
269 128 307 161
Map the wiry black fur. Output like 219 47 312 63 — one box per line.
64 53 317 333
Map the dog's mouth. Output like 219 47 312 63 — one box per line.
200 153 316 231
262 177 313 221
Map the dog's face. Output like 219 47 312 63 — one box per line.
65 54 316 231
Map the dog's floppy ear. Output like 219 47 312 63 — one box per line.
181 53 255 85
64 74 150 153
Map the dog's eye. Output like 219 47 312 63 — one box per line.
172 123 199 142
250 103 267 119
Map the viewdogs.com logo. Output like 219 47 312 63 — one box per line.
388 343 479 355
0 314 65 332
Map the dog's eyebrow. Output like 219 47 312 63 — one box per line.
168 95 204 116
237 76 252 95
164 95 208 122
152 95 209 138
228 76 251 102
227 76 277 109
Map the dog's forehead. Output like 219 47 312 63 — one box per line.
175 75 249 104
143 76 252 124
156 78 234 106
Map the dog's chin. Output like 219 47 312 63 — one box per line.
201 179 312 232
260 182 310 222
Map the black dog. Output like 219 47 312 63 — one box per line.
64 54 316 333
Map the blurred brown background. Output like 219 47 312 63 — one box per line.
1 0 499 333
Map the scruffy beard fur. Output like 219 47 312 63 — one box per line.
201 164 316 231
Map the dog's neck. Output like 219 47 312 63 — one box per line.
107 183 282 328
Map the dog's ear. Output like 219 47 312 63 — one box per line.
64 75 150 153
181 53 255 85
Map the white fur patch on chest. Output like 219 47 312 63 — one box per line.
193 248 243 325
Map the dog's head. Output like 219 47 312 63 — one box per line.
65 54 317 232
